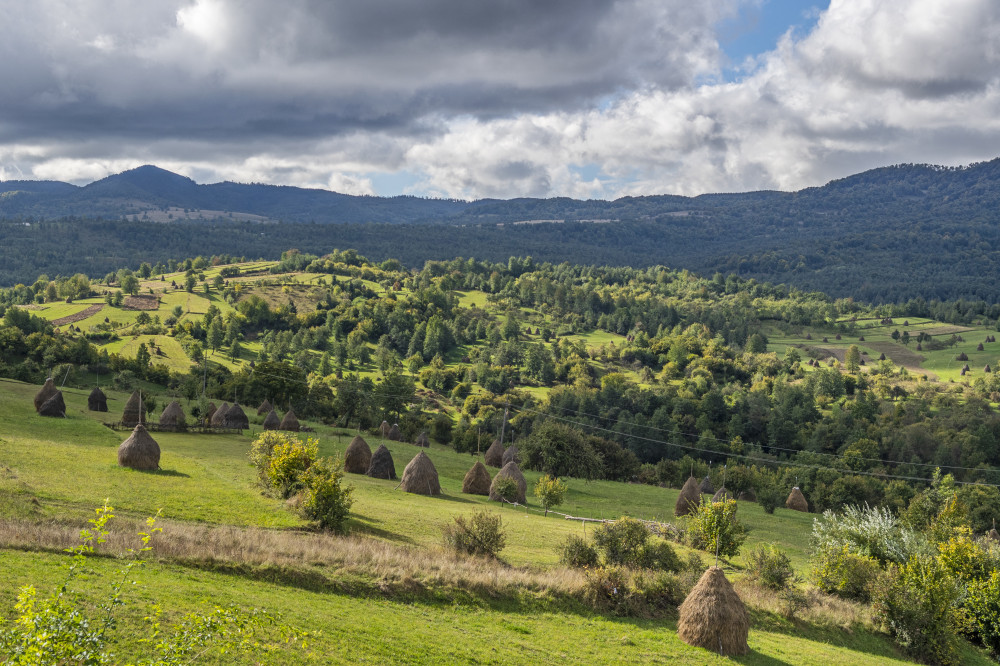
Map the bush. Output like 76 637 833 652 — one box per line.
966 569 1000 656
812 504 922 566
811 544 880 601
300 457 354 533
582 566 633 615
266 437 318 498
745 545 795 590
560 535 599 568
582 566 684 617
685 498 747 559
249 431 298 483
491 475 520 505
754 472 784 514
442 511 507 558
635 540 682 573
593 517 650 567
872 555 961 665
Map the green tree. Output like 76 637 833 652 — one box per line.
686 497 747 559
207 317 225 353
533 474 568 516
120 274 139 296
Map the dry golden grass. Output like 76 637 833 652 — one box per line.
733 578 871 630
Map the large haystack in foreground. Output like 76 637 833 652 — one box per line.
675 476 702 517
257 398 272 416
262 409 280 430
121 390 144 427
502 444 520 466
117 424 160 471
399 451 441 495
489 461 527 504
223 403 249 430
484 438 504 467
279 407 300 432
344 435 372 474
677 566 749 655
367 444 396 480
462 461 492 495
210 402 230 427
38 391 66 417
158 400 186 431
34 378 58 412
88 387 108 412
786 487 809 512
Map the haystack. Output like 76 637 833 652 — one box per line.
122 390 144 427
489 461 527 504
380 420 391 437
738 488 757 502
462 461 492 495
34 378 58 412
38 391 66 417
399 451 441 495
257 398 272 415
712 487 733 502
224 403 249 430
344 435 372 474
117 424 160 471
989 527 1000 543
210 402 230 427
786 487 809 512
279 407 300 432
367 444 396 480
388 423 402 441
415 431 430 447
677 567 749 655
699 475 714 495
502 444 520 466
88 387 108 412
262 409 280 430
484 438 504 467
675 476 702 516
204 402 217 425
159 400 186 431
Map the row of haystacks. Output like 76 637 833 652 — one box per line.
262 407 300 432
675 475 811 516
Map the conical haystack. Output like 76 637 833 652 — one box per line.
677 566 749 655
204 402 217 425
712 487 733 503
399 451 441 495
786 487 809 512
462 461 492 495
388 423 402 441
699 475 714 495
38 391 66 417
257 398 272 416
675 476 702 517
344 435 372 474
502 444 520 466
210 402 230 427
367 444 396 480
223 403 249 430
380 420 391 437
117 424 160 471
34 378 58 412
262 409 280 430
415 431 430 447
989 528 1000 542
122 390 144 427
738 488 757 502
279 407 300 432
489 461 527 504
484 438 504 467
88 387 108 412
159 400 186 431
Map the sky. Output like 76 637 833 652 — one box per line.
1 0 999 200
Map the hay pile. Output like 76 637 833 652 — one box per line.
262 409 280 430
88 387 108 412
699 475 714 495
462 461 492 495
257 399 272 415
38 391 66 417
677 566 749 655
210 402 230 427
380 420 391 438
675 476 701 516
484 438 504 467
489 461 527 504
414 431 430 447
989 527 1000 543
122 390 144 427
34 378 58 411
366 444 396 480
279 408 300 432
388 423 402 441
117 424 160 471
786 487 809 512
344 435 372 474
204 402 217 425
712 487 733 502
399 451 441 495
502 445 520 466
159 400 186 431
738 488 757 502
224 403 249 430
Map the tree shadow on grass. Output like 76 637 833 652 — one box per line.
142 468 190 478
348 513 417 545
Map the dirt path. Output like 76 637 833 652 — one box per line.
866 341 936 379
52 304 103 327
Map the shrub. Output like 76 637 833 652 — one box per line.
300 457 354 533
685 497 747 559
442 511 507 558
266 437 318 498
533 474 568 516
872 555 961 666
593 517 650 567
582 566 684 617
754 472 784 514
249 431 298 482
582 565 634 615
635 540 682 573
936 532 994 584
966 570 1000 656
811 544 880 601
811 504 923 566
560 535 599 568
745 545 795 590
491 475 520 505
